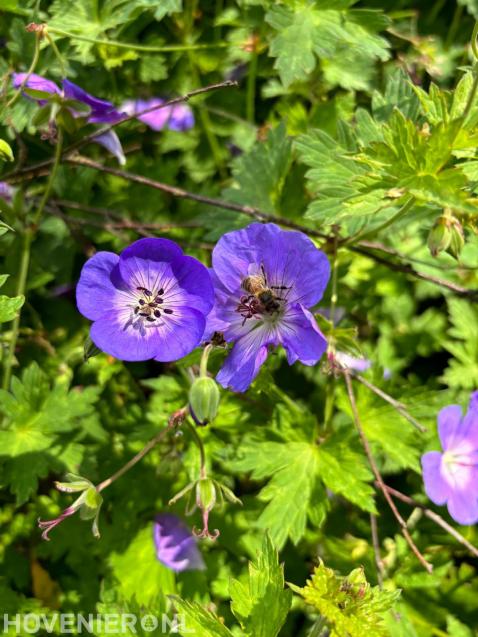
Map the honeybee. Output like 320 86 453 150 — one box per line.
238 264 290 325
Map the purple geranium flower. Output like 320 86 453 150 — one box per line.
421 391 478 525
76 238 214 362
121 98 194 132
12 73 126 164
153 513 205 572
207 223 330 392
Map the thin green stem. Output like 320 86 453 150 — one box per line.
462 66 478 125
2 130 63 391
33 129 63 226
200 344 213 378
44 31 66 77
5 31 41 110
445 3 463 50
344 197 415 246
187 53 226 178
186 419 207 478
2 230 32 390
48 27 229 53
246 46 258 123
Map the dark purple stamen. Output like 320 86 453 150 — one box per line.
154 310 161 318
139 299 145 306
146 317 155 322
163 308 174 315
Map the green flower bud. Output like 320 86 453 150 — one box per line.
428 211 465 259
189 376 220 426
427 217 451 257
196 478 217 513
447 219 465 259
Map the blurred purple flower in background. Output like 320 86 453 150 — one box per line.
153 513 205 572
12 73 126 163
0 181 13 202
121 98 194 131
76 238 214 362
421 391 478 525
335 351 371 373
206 223 330 392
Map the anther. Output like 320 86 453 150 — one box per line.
154 310 161 318
163 308 173 315
157 288 164 296
155 297 163 304
139 299 145 306
134 306 139 314
146 317 156 322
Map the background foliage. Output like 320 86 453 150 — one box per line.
1 0 478 635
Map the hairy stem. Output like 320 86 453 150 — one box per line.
382 483 478 559
186 419 207 478
344 371 433 573
96 408 186 492
5 31 41 110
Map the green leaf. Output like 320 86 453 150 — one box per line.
109 526 175 604
442 299 478 389
316 431 376 512
266 2 390 89
223 123 292 215
0 363 101 503
172 598 234 637
230 533 292 637
0 293 24 323
233 440 321 548
291 561 400 637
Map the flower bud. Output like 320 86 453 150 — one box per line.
447 220 465 258
428 217 451 257
196 478 217 514
189 376 220 426
428 211 465 259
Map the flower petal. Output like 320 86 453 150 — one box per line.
154 514 204 572
216 323 276 392
212 222 270 293
438 405 463 451
12 72 60 95
169 256 214 316
76 251 126 321
447 487 478 526
90 308 163 361
211 222 330 308
169 103 195 131
120 237 183 267
62 79 123 123
153 307 206 362
123 98 172 130
421 451 451 506
93 130 126 165
279 304 327 366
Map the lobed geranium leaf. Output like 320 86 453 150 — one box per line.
230 533 292 637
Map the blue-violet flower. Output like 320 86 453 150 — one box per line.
421 391 478 525
207 223 330 392
121 98 194 132
12 73 127 164
153 513 205 572
76 238 214 362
